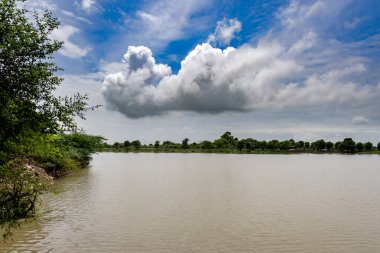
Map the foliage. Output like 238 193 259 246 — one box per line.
356 142 364 152
0 132 103 239
181 138 189 149
123 140 131 148
312 139 326 151
131 140 141 149
0 158 52 240
107 133 380 155
326 142 334 151
56 133 105 168
337 138 356 153
0 0 100 240
364 142 373 151
0 0 95 146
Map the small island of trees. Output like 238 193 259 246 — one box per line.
103 132 380 155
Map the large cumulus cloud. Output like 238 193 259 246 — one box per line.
103 41 380 118
102 0 380 119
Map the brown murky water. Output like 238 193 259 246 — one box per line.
2 153 380 252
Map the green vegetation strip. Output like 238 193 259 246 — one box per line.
103 132 380 155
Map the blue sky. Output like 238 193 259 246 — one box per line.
25 0 380 143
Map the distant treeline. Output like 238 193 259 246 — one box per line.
102 132 380 154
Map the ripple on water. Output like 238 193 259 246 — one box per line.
2 153 380 252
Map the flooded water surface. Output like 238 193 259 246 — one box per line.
3 153 380 252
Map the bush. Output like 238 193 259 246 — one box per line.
1 158 52 240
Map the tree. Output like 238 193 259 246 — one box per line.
279 140 290 150
154 141 160 149
181 138 189 149
200 141 214 150
237 139 246 151
326 141 334 151
288 139 296 149
216 132 238 149
260 141 267 150
338 138 356 153
113 142 121 148
312 139 326 151
296 141 304 149
131 140 141 149
0 0 96 239
267 140 279 150
364 142 373 151
378 142 380 151
123 140 131 148
0 0 94 146
334 141 341 151
356 142 364 152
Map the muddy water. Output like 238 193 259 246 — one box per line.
3 153 380 252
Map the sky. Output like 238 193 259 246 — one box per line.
23 0 380 143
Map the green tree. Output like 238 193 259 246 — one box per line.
0 0 94 146
0 0 96 239
131 140 141 149
334 141 341 151
237 139 246 151
200 141 214 150
296 141 304 149
364 142 373 151
326 141 334 151
154 141 160 149
123 140 131 148
215 132 238 149
260 141 267 150
356 142 364 152
338 138 356 153
181 138 189 149
245 138 259 151
279 140 290 151
113 142 121 148
312 139 326 151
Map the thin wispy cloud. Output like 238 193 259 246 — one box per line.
61 10 92 24
51 25 91 58
207 18 242 46
80 0 97 12
123 0 213 49
352 116 370 125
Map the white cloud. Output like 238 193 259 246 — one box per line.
102 46 172 118
352 116 370 125
102 41 380 118
20 0 57 11
61 10 92 24
81 0 96 12
101 0 380 124
288 31 317 54
278 0 328 30
50 25 90 58
123 0 211 50
207 18 242 46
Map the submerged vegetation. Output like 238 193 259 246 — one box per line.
104 132 380 155
0 0 103 239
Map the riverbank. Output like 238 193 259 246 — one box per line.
99 147 380 155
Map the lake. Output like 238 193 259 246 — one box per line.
3 153 380 252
